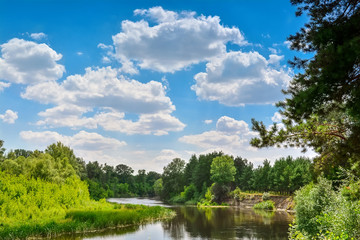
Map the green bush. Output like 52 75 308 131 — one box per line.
182 184 197 201
169 194 186 204
253 200 275 210
290 176 360 239
211 183 230 203
262 192 270 201
0 172 90 225
293 177 335 237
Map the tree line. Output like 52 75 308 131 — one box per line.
0 141 312 202
159 152 312 204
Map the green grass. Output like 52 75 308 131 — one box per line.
0 203 175 240
253 200 276 211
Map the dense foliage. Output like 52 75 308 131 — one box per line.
159 152 312 204
289 176 360 239
84 161 160 200
250 0 360 238
0 172 89 225
0 141 173 239
251 0 360 179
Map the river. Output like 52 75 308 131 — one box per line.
55 198 293 240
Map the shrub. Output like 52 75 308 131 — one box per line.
293 177 335 237
169 194 186 204
290 176 360 239
262 192 270 201
253 200 275 210
211 183 229 203
182 184 197 201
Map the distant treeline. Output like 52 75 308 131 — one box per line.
1 142 312 202
159 152 312 203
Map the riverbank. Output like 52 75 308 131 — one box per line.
227 194 294 211
0 203 175 240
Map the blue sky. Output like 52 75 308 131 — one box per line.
0 0 316 172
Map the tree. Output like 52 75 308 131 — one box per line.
184 154 198 186
234 156 254 190
46 142 86 179
252 160 272 192
210 155 236 203
210 156 236 184
146 171 161 197
162 158 185 199
6 149 33 159
193 151 223 192
115 164 134 183
153 178 163 197
251 0 360 178
0 140 5 161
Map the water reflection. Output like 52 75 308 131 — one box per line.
163 206 293 239
55 198 293 240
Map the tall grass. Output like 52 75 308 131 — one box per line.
0 203 175 239
253 200 275 210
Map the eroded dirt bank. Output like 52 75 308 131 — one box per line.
226 194 294 211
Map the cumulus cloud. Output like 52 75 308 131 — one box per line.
179 116 256 151
204 119 212 124
20 130 129 166
0 109 18 124
192 51 291 106
216 116 250 135
0 82 10 92
30 32 47 40
180 130 246 149
23 67 173 114
95 112 185 135
19 129 192 172
271 112 283 122
0 38 65 84
112 6 247 73
23 67 185 135
179 115 316 166
154 149 182 163
20 130 126 151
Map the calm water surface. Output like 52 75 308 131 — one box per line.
56 198 293 240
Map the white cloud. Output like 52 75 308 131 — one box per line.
98 43 114 52
180 130 246 150
36 109 185 135
268 47 279 54
20 130 129 167
36 104 98 129
271 112 283 122
284 40 292 48
179 115 317 166
96 112 185 135
192 51 291 106
112 6 247 73
23 67 174 114
0 38 65 84
268 54 284 65
0 81 10 92
134 6 180 23
23 67 185 135
30 32 47 40
179 116 255 151
76 51 83 56
204 119 212 124
19 129 192 172
0 109 18 124
154 149 182 163
102 56 111 64
216 116 250 135
20 130 126 151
